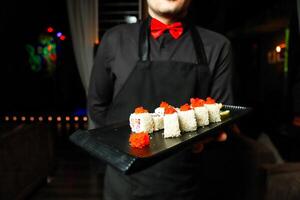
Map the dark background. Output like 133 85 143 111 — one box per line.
0 0 85 114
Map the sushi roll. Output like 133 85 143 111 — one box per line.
190 98 209 127
151 113 164 131
163 106 181 138
129 107 154 133
204 97 222 123
154 101 169 116
178 103 197 132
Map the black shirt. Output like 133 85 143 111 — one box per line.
88 21 234 127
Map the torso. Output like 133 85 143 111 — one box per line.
103 23 231 99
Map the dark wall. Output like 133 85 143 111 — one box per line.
0 0 86 113
188 0 293 136
188 0 290 34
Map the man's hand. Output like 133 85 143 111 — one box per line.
192 132 227 153
293 116 300 127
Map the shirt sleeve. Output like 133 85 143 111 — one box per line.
210 40 234 105
87 32 115 128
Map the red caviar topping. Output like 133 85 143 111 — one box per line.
160 101 169 108
129 132 150 148
205 97 216 104
180 103 191 111
134 107 148 114
164 106 177 114
190 98 205 107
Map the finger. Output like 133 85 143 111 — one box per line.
192 143 204 153
192 132 227 154
232 124 241 134
216 132 227 142
200 136 214 144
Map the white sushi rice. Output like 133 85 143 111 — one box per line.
204 103 222 123
129 113 154 133
163 113 181 138
178 109 197 132
151 113 164 131
193 106 209 127
154 107 165 116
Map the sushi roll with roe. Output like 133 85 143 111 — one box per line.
151 113 164 131
129 107 154 133
178 103 197 132
190 98 209 127
154 101 169 116
204 97 222 123
163 106 181 138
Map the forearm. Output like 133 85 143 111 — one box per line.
87 69 114 127
87 33 115 127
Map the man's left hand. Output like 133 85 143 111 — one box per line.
192 132 227 153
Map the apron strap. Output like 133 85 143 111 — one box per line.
189 25 208 65
138 18 208 65
138 17 150 61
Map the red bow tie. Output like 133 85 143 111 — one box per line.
150 18 184 40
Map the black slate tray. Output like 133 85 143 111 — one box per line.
69 105 252 174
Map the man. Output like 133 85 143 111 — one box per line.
88 0 233 199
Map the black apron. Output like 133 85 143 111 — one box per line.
104 19 211 200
